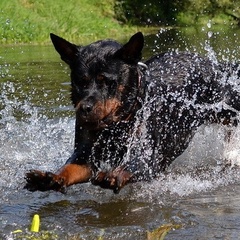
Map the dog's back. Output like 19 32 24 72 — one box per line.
125 51 239 176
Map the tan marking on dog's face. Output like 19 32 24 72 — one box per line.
93 98 122 122
76 97 122 129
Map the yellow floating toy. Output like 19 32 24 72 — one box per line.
30 214 40 232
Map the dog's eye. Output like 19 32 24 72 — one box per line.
96 74 116 90
80 75 90 87
82 75 89 81
96 74 109 87
97 74 105 81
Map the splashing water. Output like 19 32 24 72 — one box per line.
1 30 240 238
123 30 240 197
1 42 240 199
0 81 74 192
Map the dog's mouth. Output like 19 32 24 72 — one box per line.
80 112 119 129
76 98 122 130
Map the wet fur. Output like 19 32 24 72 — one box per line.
25 32 240 193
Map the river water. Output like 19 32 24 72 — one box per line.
1 25 240 239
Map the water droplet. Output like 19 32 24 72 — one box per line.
208 31 213 38
5 19 10 25
207 21 211 28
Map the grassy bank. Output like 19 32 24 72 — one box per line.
0 0 147 45
2 0 237 45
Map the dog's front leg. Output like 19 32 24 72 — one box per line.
25 128 97 192
25 163 92 193
92 166 134 194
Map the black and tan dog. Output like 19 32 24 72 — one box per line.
25 32 240 193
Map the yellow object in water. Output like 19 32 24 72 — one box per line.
30 214 40 232
12 229 23 233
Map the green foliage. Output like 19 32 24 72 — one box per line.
114 0 240 26
175 0 240 26
114 0 177 25
1 0 239 44
0 0 135 44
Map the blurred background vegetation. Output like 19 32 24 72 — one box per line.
115 0 240 26
0 0 240 44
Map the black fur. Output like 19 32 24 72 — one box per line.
25 32 240 193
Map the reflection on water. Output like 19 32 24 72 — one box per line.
1 26 240 239
0 45 72 120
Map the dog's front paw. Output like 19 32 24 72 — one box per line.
92 166 133 194
24 170 66 193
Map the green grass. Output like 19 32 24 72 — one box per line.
176 11 236 27
0 0 145 45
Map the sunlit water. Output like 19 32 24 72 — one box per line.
1 26 240 239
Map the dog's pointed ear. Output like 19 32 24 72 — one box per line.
114 32 144 63
50 33 78 64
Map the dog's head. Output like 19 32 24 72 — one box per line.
50 32 144 130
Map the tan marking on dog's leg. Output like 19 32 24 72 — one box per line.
56 164 92 186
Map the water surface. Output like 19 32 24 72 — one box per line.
1 26 240 239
